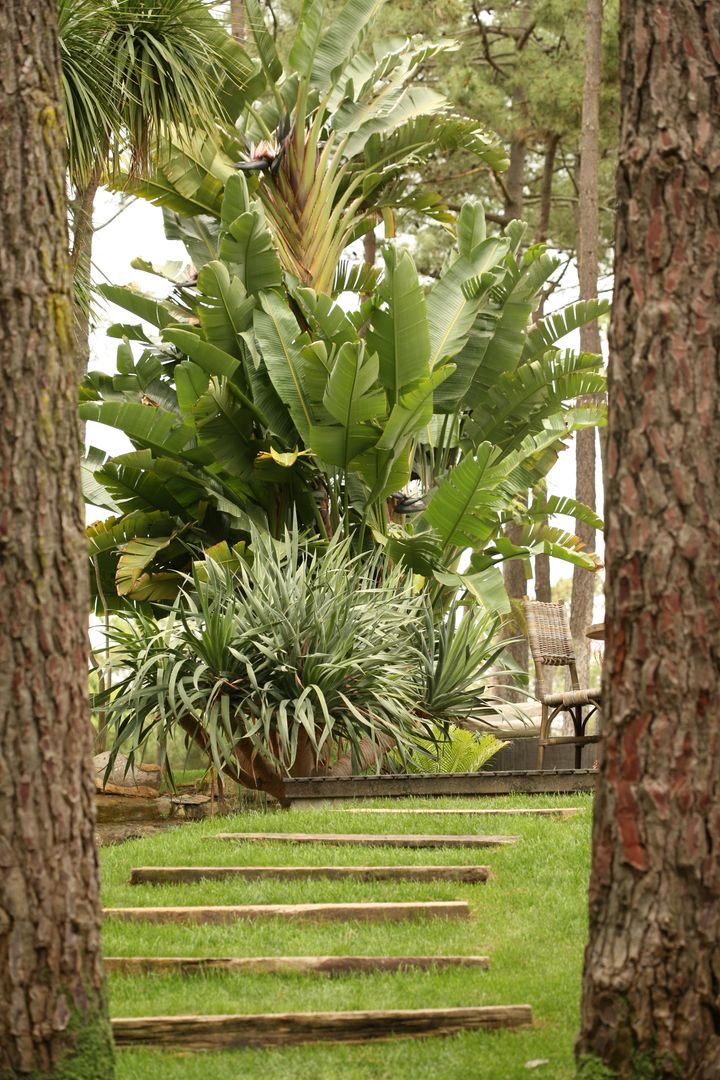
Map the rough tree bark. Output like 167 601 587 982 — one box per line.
534 132 560 602
576 1 720 1075
570 0 603 684
0 4 114 1076
230 0 246 43
502 136 529 677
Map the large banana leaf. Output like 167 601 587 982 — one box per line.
79 401 195 458
162 327 240 381
309 0 386 90
523 299 610 359
196 261 255 357
366 248 430 403
82 448 120 513
366 366 454 500
244 0 284 83
253 294 317 441
116 534 178 597
220 208 283 295
421 443 508 551
289 0 326 77
97 285 178 330
426 238 509 373
307 342 386 468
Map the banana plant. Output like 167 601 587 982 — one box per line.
82 192 607 612
115 0 507 293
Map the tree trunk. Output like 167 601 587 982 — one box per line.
70 170 100 381
533 491 552 603
537 131 560 245
230 0 246 43
533 134 560 599
577 2 720 1075
363 228 377 270
0 4 114 1077
570 0 603 685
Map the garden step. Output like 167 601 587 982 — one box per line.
103 900 471 924
105 955 491 976
129 864 491 885
112 1004 532 1049
333 807 580 818
214 831 519 848
281 768 597 803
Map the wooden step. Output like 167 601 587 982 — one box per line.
112 1004 532 1049
214 831 518 849
282 768 597 804
334 807 579 818
105 955 491 976
103 900 471 925
129 864 491 885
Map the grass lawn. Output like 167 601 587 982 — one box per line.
102 792 593 1079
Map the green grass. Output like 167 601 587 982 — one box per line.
102 793 593 1079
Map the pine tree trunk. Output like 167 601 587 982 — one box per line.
501 133 529 686
577 2 720 1075
0 4 114 1076
230 0 246 43
570 0 603 685
534 133 560 599
70 170 100 381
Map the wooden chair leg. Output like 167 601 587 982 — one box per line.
573 707 583 770
537 705 549 770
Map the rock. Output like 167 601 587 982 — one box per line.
94 751 161 792
524 1061 550 1070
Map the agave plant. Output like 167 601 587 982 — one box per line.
97 528 513 800
115 0 507 293
82 194 606 612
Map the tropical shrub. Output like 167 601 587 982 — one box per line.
392 728 509 774
82 195 606 612
98 528 514 800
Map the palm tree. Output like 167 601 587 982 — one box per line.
58 0 256 372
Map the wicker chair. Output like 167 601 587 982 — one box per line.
523 598 601 770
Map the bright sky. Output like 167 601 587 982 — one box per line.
88 188 607 596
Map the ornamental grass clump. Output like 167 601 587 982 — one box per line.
99 529 510 802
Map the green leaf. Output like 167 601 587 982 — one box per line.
220 209 283 294
82 448 119 513
87 510 178 556
116 534 176 597
435 566 510 615
294 288 357 347
310 0 386 89
331 258 382 296
245 0 284 82
162 328 240 380
196 261 255 357
426 238 509 370
254 293 316 441
365 365 454 500
383 527 444 577
456 202 486 257
79 401 194 457
541 495 604 531
367 248 430 404
523 299 610 359
289 0 327 76
323 342 387 425
174 362 210 418
307 342 386 468
421 443 507 551
98 285 177 330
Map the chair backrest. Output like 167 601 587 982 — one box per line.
523 599 579 697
